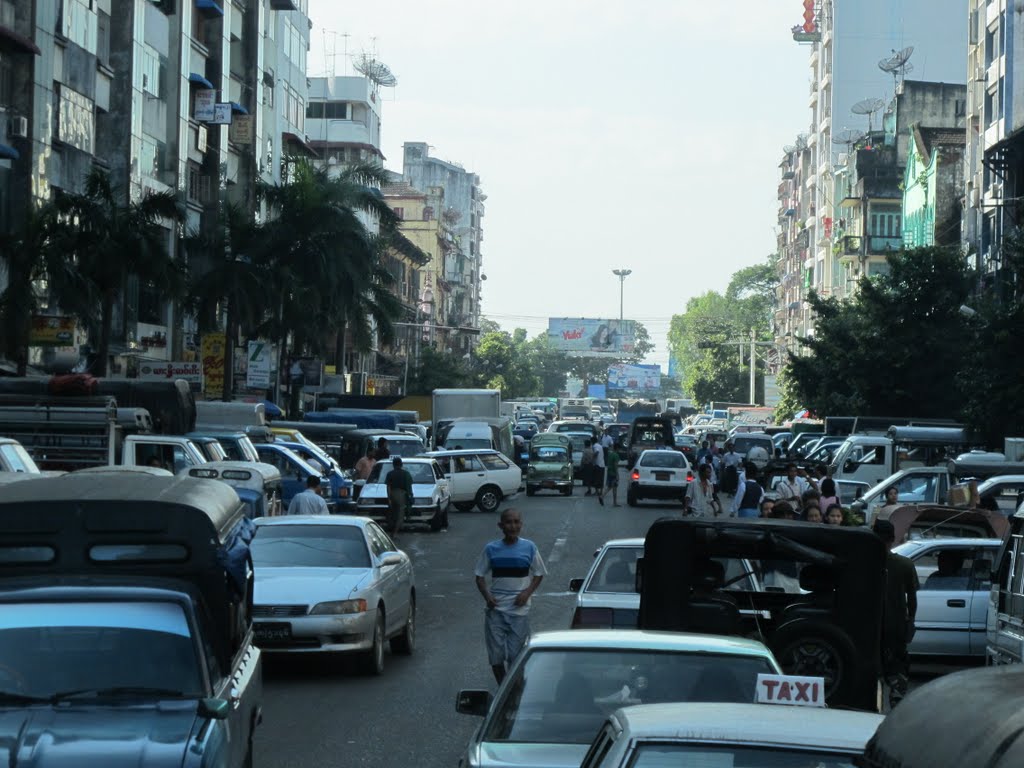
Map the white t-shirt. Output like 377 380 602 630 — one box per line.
593 442 605 469
288 488 329 515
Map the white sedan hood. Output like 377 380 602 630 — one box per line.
361 481 438 500
255 566 373 605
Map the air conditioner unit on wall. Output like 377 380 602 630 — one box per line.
8 116 27 138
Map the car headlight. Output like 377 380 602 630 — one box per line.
309 599 367 615
527 466 536 476
357 496 374 506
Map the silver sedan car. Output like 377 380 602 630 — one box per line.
251 515 415 674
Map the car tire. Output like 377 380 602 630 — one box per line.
627 490 638 507
429 504 444 531
526 485 535 496
390 596 415 655
476 485 502 514
769 619 857 705
454 501 476 513
359 610 386 676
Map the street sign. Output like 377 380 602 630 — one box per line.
138 361 203 385
247 340 272 389
194 90 216 122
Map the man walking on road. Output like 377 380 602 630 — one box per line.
385 457 413 536
591 438 606 496
474 509 546 684
684 463 720 517
581 440 596 495
287 475 329 515
598 443 621 507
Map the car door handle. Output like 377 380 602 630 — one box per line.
947 599 967 608
477 473 485 477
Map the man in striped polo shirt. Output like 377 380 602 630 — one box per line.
474 508 547 683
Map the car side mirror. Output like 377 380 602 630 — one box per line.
380 553 402 567
569 578 584 592
198 697 231 720
456 689 492 716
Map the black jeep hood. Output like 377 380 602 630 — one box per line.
0 704 201 767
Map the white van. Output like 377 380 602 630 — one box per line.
444 422 496 451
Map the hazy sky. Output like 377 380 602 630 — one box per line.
307 1 810 369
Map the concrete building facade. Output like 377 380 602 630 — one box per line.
902 126 966 249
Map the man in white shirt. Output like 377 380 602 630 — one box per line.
775 463 815 510
287 476 329 515
685 463 719 517
591 440 606 496
600 430 613 450
731 462 765 518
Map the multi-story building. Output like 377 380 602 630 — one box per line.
799 0 967 305
306 74 384 171
401 142 484 351
0 0 313 373
902 126 966 249
775 138 815 348
965 0 1024 295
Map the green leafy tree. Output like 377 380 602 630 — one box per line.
472 330 539 397
56 168 185 376
788 246 973 418
406 346 469 395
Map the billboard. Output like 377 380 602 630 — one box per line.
201 333 226 399
607 363 661 392
30 315 76 347
138 361 203 386
547 318 636 356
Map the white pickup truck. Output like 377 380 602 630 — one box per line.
828 426 974 488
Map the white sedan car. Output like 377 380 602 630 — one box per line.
251 515 415 675
422 449 522 513
627 449 692 506
356 458 451 531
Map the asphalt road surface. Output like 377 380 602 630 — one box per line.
253 482 970 767
254 480 673 768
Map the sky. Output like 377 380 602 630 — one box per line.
307 1 811 371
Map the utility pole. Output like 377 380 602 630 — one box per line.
612 269 632 323
749 328 756 406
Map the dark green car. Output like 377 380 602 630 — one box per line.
526 433 574 496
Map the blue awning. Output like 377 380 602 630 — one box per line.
230 102 248 115
0 144 19 161
195 0 224 17
188 72 214 89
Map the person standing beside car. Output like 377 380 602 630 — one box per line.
874 518 918 709
385 457 413 536
685 463 720 517
591 439 606 496
354 447 376 481
581 440 596 496
474 509 547 684
731 462 764 518
287 475 329 515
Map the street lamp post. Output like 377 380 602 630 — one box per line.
612 269 632 323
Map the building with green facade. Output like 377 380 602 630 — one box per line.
902 126 966 249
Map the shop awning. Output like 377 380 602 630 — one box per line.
0 144 20 161
195 0 224 17
188 72 214 89
282 131 319 158
230 102 248 115
0 25 42 55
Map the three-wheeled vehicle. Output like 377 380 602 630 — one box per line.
0 473 262 767
526 433 574 496
188 460 284 518
859 665 1024 766
637 517 887 711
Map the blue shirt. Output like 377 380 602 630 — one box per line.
475 537 547 616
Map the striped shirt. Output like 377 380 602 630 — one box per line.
475 538 547 616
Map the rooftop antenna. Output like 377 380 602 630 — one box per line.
795 133 809 150
353 53 397 90
878 46 915 93
851 98 886 134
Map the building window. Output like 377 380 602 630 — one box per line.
0 57 12 110
393 207 404 220
96 11 110 67
263 82 274 109
985 89 995 126
0 0 14 28
326 101 348 119
306 101 324 119
423 206 434 221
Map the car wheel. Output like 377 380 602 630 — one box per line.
526 485 535 497
454 501 476 513
390 596 415 655
627 489 638 507
429 504 444 531
359 610 386 676
770 620 857 705
476 485 502 514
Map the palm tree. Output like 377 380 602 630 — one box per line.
0 201 82 374
55 169 186 376
185 202 272 400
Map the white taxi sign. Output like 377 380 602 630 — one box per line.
755 674 826 708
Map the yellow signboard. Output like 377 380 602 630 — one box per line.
201 333 226 399
29 315 76 347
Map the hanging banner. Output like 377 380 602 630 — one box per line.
194 89 216 122
211 103 232 125
201 333 226 399
229 114 254 144
246 340 273 390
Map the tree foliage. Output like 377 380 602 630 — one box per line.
787 246 973 419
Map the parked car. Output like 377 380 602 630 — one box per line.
672 432 699 463
625 418 676 469
455 630 782 768
568 538 761 629
727 433 775 470
894 537 1001 658
626 449 693 507
548 420 601 439
356 458 451 531
251 515 415 674
255 442 341 513
424 449 522 513
580 702 883 768
273 439 356 512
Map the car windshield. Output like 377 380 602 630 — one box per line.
388 439 427 457
483 649 773 744
640 452 684 468
627 744 857 768
447 438 492 450
0 601 202 699
252 524 371 568
588 548 756 594
369 462 437 485
731 436 770 454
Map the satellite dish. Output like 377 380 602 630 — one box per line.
353 54 397 88
783 144 797 154
851 97 886 133
878 46 915 91
795 133 809 150
832 128 866 147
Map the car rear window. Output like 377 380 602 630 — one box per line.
480 454 511 470
731 436 772 454
640 452 684 468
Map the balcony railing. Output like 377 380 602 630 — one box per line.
867 235 902 253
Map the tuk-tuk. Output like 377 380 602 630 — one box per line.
188 461 283 518
859 665 1024 766
526 433 573 496
638 517 887 711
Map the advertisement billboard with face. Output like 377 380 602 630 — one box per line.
607 363 661 391
547 318 636 356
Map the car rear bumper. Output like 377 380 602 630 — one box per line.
629 481 686 499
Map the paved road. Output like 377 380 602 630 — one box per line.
254 483 677 768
